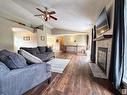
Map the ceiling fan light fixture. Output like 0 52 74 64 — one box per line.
47 14 50 18
35 7 57 21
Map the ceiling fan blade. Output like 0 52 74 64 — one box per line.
44 7 48 10
36 8 45 14
50 15 57 20
34 14 44 16
49 11 56 14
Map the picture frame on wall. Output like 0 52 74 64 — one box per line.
23 36 30 41
41 36 45 41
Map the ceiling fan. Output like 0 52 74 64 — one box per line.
35 7 57 21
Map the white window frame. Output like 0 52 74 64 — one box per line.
123 0 127 84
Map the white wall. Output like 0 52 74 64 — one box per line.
51 28 88 52
14 26 52 52
37 26 52 46
64 35 87 52
0 16 52 52
14 31 37 52
37 29 47 46
47 36 56 46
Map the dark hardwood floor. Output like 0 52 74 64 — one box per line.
24 53 115 95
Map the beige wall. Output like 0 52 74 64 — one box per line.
52 28 88 35
87 30 92 50
0 17 15 51
64 35 87 46
50 34 87 52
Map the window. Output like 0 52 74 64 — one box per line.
123 0 127 83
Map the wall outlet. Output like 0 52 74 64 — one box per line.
122 89 127 95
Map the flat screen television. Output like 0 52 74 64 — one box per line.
96 7 110 35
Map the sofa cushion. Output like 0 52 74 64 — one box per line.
0 61 10 76
20 47 40 55
33 48 40 54
0 50 27 70
37 46 46 53
46 47 53 52
34 54 48 62
46 52 55 58
20 49 43 64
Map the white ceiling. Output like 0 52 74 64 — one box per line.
0 0 107 32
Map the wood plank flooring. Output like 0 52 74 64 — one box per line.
24 53 115 95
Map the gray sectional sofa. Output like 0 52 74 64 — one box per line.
20 46 55 62
0 49 51 95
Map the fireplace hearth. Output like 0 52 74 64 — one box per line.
97 47 108 74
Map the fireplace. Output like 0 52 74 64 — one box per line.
97 47 108 74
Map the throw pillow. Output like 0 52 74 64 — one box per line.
20 49 43 64
0 49 27 70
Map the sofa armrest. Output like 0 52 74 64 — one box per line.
46 63 51 72
7 63 51 75
3 63 51 80
0 62 10 77
8 63 46 74
0 63 51 95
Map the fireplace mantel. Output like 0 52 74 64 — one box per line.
93 34 112 41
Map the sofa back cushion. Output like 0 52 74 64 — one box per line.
0 61 10 76
33 48 40 54
20 49 43 64
37 46 46 53
20 47 40 55
0 50 27 70
46 47 53 52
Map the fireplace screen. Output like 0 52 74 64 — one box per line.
97 47 108 74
